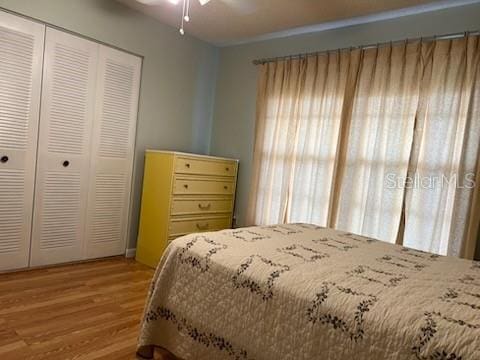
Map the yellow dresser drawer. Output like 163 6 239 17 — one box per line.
169 216 232 237
175 156 236 177
171 197 233 216
173 177 235 195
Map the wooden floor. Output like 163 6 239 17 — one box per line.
0 257 155 360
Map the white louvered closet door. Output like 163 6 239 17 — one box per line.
85 46 141 259
31 28 98 266
0 12 44 271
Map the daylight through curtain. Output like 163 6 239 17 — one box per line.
247 36 480 258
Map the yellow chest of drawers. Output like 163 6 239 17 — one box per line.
135 151 238 268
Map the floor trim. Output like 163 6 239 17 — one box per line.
125 248 137 258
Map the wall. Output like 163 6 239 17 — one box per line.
210 2 480 232
0 0 218 250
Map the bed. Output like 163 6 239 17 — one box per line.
137 224 480 360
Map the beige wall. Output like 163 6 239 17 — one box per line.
210 2 480 248
0 0 219 249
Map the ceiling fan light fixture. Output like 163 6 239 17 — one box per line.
138 0 213 36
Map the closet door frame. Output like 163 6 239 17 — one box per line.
0 11 45 271
0 8 143 269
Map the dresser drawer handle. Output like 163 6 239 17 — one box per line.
183 184 189 189
223 185 228 190
1 155 8 163
225 167 230 171
198 203 211 210
196 222 209 230
185 163 191 168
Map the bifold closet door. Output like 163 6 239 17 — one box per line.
30 28 98 266
85 46 141 259
0 12 44 271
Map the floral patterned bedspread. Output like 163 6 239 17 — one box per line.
137 224 480 360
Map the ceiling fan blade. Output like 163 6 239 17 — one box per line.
136 0 164 4
134 0 258 15
220 0 258 14
136 0 211 5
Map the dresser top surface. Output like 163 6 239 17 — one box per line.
145 150 239 163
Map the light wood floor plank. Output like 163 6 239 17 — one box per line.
0 257 156 359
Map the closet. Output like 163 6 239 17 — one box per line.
0 11 141 270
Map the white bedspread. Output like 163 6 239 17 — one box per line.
137 224 480 360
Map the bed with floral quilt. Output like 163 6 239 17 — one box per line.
136 224 480 360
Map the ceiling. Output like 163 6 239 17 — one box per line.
116 0 468 45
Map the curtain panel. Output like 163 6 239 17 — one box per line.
247 36 480 259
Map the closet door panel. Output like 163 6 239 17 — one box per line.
31 28 98 266
86 46 141 259
0 12 44 271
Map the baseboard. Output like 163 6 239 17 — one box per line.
125 248 136 258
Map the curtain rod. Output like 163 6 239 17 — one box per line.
252 30 480 65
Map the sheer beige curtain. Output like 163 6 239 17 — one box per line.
333 43 422 242
248 35 480 258
247 51 356 225
402 36 480 257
